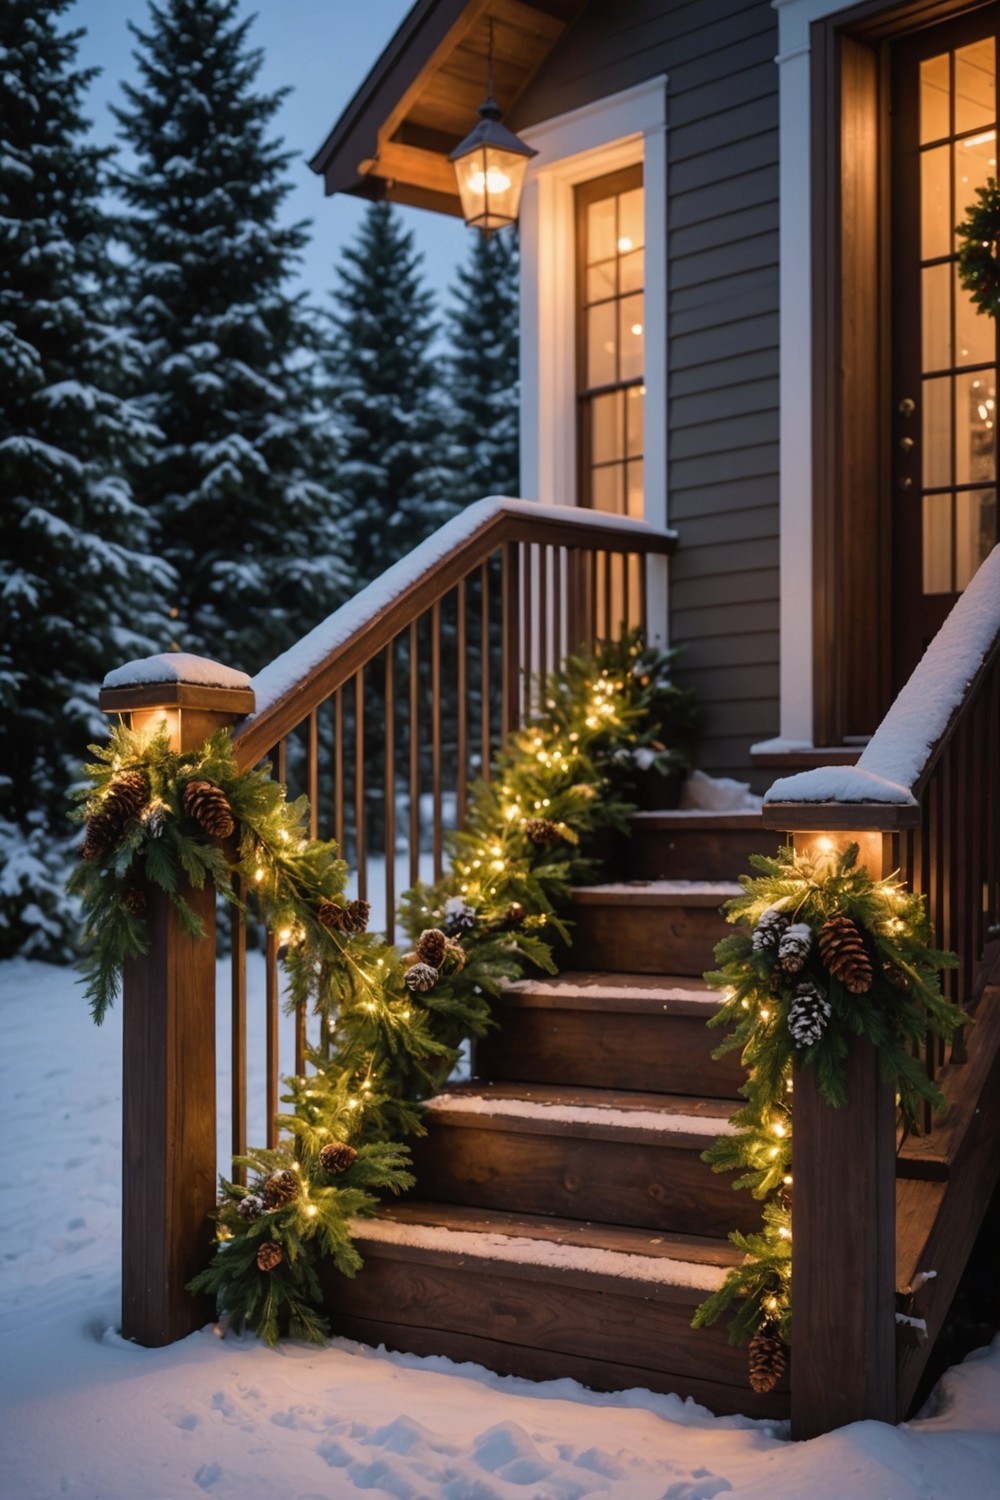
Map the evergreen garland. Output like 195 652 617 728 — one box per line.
692 842 963 1387
956 177 1000 321
72 634 697 1343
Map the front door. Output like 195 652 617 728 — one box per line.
891 16 998 688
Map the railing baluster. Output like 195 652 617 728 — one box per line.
266 927 279 1150
333 688 344 852
308 709 319 840
432 600 443 881
538 545 550 687
385 642 396 945
355 667 366 904
457 579 468 827
553 546 564 664
522 544 534 719
603 548 613 638
410 619 420 889
638 550 648 636
502 541 520 740
480 561 491 783
230 886 247 1186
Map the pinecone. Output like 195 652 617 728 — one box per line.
346 899 370 933
416 928 447 968
748 1326 787 1393
182 780 235 838
256 1240 284 1272
317 898 349 932
319 1141 358 1175
777 922 813 975
80 809 119 861
523 816 562 846
262 1169 299 1210
103 769 150 826
405 961 439 993
444 937 466 973
237 1194 265 1222
752 907 789 952
883 962 911 991
818 914 873 994
122 884 147 917
788 977 832 1047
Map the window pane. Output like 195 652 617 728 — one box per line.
956 370 996 484
619 294 644 382
955 130 996 242
955 488 996 589
587 197 616 264
923 376 952 487
591 391 624 466
921 147 950 261
587 260 616 303
587 301 617 386
619 248 643 295
955 264 995 368
920 53 950 143
923 493 953 594
625 384 644 459
922 263 952 371
618 188 644 252
592 464 624 514
954 39 995 136
626 459 644 518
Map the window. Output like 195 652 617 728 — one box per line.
576 167 645 516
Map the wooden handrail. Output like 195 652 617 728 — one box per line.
234 497 674 771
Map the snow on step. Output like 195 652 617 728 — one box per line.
500 972 721 1013
351 1217 729 1294
424 1090 737 1139
571 879 743 906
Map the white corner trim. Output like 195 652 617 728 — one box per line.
518 77 668 548
773 0 861 741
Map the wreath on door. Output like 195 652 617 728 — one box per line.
957 177 1000 320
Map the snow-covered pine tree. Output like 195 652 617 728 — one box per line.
113 0 349 674
0 0 174 959
323 202 457 587
446 228 520 506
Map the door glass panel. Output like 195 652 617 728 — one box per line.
954 130 996 241
956 488 996 588
955 39 996 134
922 264 952 370
920 53 951 142
955 265 995 366
923 376 953 487
956 370 997 484
922 494 953 593
920 147 951 258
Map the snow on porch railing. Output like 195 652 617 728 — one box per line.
763 542 1000 1047
226 496 675 1160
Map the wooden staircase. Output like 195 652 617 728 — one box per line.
321 808 794 1418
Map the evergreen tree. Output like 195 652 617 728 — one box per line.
0 0 173 958
446 228 520 505
324 202 456 587
114 0 349 674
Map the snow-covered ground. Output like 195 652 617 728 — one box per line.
2 956 999 1500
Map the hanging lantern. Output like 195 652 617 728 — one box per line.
450 19 536 235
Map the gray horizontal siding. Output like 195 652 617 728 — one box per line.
512 0 781 779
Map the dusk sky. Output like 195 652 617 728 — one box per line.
71 0 468 308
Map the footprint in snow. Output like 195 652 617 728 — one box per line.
362 1414 460 1458
193 1461 222 1491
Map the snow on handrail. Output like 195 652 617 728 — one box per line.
765 544 1000 808
239 496 674 739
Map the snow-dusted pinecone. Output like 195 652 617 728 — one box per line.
777 921 813 975
818 914 873 994
256 1241 283 1272
262 1169 299 1210
319 1141 357 1175
104 770 150 827
522 816 562 846
317 898 350 932
182 780 235 838
345 899 370 933
442 898 476 936
751 907 789 952
748 1326 787 1393
416 928 447 968
405 962 439 994
788 977 831 1047
141 799 167 838
237 1194 265 1222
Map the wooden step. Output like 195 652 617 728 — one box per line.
320 1202 789 1419
566 880 741 976
629 808 771 882
408 1082 760 1237
477 971 742 1096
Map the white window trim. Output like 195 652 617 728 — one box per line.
518 78 668 538
773 0 868 743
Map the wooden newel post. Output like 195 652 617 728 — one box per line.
99 655 255 1346
787 829 897 1439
